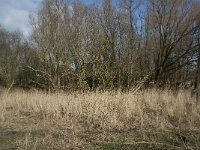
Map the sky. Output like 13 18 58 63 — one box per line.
0 0 94 37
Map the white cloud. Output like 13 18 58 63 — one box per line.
0 0 42 37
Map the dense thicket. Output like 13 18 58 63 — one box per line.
0 0 200 91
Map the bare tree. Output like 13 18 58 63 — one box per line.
146 0 199 85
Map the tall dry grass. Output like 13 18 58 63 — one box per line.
0 89 200 131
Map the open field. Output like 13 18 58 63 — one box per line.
0 89 200 149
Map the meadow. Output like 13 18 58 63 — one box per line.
0 89 200 149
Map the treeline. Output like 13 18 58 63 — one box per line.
0 0 200 91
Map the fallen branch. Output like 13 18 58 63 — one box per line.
132 74 150 94
91 140 182 149
3 80 15 96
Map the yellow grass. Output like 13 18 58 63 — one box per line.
1 89 200 130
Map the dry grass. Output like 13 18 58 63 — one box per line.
0 89 200 149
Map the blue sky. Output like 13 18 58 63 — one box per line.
0 0 95 37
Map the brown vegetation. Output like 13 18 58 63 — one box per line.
0 89 200 149
0 0 200 149
0 0 200 91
